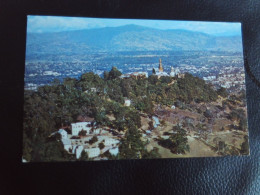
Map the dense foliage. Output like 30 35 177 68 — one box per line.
23 67 218 161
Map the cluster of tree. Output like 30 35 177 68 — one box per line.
158 125 190 154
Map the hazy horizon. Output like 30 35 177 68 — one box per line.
27 15 242 37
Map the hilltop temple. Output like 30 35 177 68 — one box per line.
153 58 181 78
120 58 183 79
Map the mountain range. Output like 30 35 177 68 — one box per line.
26 24 243 56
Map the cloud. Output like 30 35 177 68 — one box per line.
27 15 241 36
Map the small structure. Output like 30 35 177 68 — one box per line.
58 129 68 139
84 87 97 94
146 130 152 134
152 116 160 128
161 136 170 140
124 99 131 107
177 73 185 78
171 105 176 109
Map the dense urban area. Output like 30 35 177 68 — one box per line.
23 51 249 162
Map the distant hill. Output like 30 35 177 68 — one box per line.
26 24 243 56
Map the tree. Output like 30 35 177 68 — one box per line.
217 87 228 98
142 147 161 159
78 130 87 136
79 150 89 161
89 135 98 145
158 125 190 154
108 66 122 80
119 122 145 159
22 131 32 161
98 142 105 150
239 118 247 131
103 71 109 80
148 75 159 85
240 135 249 155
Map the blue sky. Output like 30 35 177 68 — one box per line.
27 15 242 36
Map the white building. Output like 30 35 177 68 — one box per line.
85 148 101 158
120 72 148 79
103 137 120 146
170 66 179 77
109 147 119 156
155 71 169 77
152 116 160 128
58 129 68 139
75 145 84 159
61 138 72 151
124 99 131 107
92 128 102 134
97 136 120 147
131 72 148 78
71 122 92 136
72 145 78 154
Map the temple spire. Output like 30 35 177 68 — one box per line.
159 58 163 72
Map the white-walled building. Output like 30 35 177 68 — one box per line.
75 145 84 159
71 122 92 136
170 66 180 77
109 147 119 156
61 138 72 151
58 129 68 139
104 138 120 146
93 128 102 134
85 148 101 158
98 136 120 147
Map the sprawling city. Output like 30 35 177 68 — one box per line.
23 16 249 162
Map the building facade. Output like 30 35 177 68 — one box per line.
71 122 92 136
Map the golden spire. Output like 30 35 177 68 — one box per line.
159 58 163 72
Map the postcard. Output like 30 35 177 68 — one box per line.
23 15 249 162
